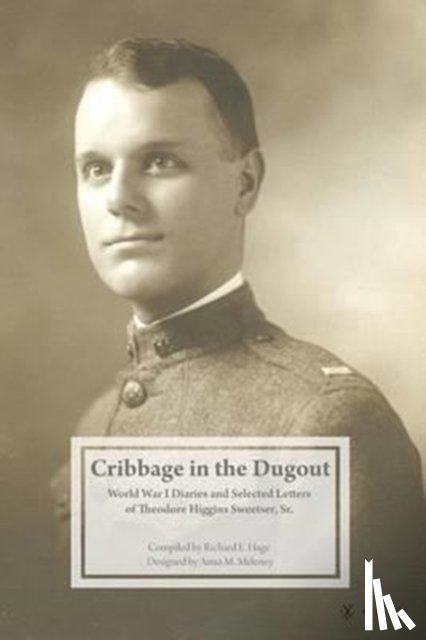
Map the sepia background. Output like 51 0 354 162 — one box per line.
2 0 426 523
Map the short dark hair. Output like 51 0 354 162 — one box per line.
87 37 260 156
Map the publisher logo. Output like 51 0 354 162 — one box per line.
364 560 416 631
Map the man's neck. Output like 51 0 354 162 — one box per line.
133 272 245 330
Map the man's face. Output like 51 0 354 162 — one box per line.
75 78 250 321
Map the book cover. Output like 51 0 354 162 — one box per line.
2 1 425 638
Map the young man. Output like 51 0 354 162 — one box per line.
52 38 425 638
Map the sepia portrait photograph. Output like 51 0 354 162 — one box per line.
1 1 426 638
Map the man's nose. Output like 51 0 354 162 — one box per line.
106 166 148 218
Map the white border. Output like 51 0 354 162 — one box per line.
71 436 349 589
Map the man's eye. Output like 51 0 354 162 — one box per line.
144 154 182 174
83 162 110 181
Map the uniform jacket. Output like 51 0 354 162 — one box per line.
51 284 425 638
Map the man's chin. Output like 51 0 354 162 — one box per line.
102 279 161 303
96 267 175 307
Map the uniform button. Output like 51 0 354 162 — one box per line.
122 379 147 408
153 338 173 358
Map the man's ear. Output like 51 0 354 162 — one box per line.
235 148 265 216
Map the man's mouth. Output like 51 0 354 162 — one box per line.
104 233 164 246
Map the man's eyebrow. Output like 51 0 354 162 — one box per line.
75 150 105 165
75 140 188 164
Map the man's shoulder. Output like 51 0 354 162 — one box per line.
244 320 424 503
242 318 374 397
240 319 410 436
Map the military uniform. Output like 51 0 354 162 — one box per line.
51 283 425 638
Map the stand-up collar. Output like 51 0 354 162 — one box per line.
133 272 244 329
126 283 266 367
